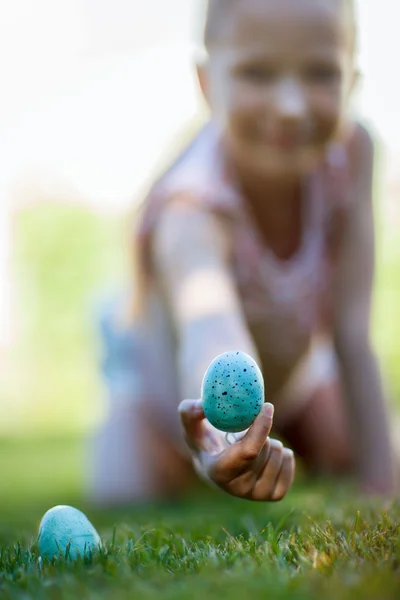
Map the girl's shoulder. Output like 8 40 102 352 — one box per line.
137 121 239 245
135 121 237 277
322 120 374 208
322 121 375 256
326 121 374 178
347 120 375 156
150 121 237 209
346 121 375 187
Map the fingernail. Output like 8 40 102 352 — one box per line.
178 399 202 413
177 400 188 413
264 403 274 419
193 399 204 413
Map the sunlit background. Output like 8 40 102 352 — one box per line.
0 0 399 452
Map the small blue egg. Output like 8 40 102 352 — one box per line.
201 351 264 433
38 505 102 561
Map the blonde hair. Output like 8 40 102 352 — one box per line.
203 0 357 54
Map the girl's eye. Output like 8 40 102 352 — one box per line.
305 65 341 84
236 66 275 84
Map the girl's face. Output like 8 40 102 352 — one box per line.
200 0 356 178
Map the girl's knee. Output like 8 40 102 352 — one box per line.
279 382 354 477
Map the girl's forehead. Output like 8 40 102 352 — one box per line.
211 0 350 52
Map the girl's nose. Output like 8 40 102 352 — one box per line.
272 77 308 123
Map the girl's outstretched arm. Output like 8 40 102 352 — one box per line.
153 200 259 400
152 199 295 500
333 124 396 495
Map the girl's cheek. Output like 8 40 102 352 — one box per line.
311 93 344 141
226 85 265 124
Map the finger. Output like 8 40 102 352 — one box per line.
212 404 274 482
209 435 270 490
251 439 284 501
178 399 205 428
271 448 295 501
178 399 205 452
239 403 274 463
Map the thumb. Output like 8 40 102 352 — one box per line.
239 403 275 460
178 399 205 452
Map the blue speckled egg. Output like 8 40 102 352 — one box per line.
201 351 264 433
38 505 102 561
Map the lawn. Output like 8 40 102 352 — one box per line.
0 437 399 600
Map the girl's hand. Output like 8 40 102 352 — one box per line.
178 400 295 501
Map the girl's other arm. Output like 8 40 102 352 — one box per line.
333 125 396 494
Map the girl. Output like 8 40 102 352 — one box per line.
87 0 396 505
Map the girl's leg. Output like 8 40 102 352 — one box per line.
277 380 353 475
86 395 194 506
86 294 194 507
272 337 353 476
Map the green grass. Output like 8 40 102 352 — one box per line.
0 437 399 600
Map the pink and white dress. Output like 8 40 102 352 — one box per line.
88 120 356 502
133 121 352 420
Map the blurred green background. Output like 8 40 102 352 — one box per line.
0 153 399 519
5 202 128 436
